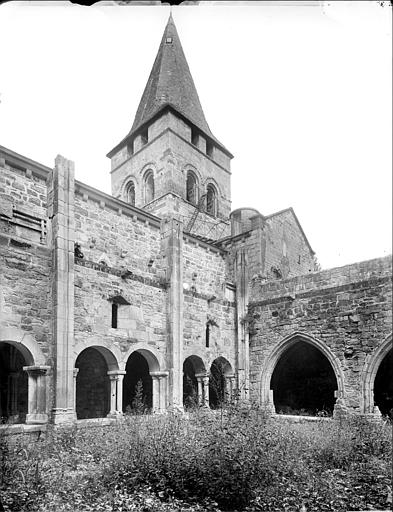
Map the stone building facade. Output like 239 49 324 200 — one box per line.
0 15 391 431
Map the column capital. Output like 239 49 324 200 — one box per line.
150 371 169 379
195 372 208 379
107 370 127 376
23 365 51 376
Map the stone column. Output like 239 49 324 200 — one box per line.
106 370 126 416
24 366 51 424
195 373 205 406
202 376 210 408
108 374 117 416
235 249 250 400
73 368 79 416
151 374 160 413
48 155 76 424
116 372 126 414
225 374 236 402
150 371 169 413
161 219 184 411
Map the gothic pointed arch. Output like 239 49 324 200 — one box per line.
259 332 345 415
361 333 392 415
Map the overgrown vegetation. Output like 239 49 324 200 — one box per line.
0 407 391 511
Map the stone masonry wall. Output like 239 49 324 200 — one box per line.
248 256 392 412
73 192 167 368
0 158 51 361
263 210 316 279
182 239 236 371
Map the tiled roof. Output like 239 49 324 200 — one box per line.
128 14 227 152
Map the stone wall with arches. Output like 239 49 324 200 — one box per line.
248 256 392 415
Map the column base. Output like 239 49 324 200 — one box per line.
106 412 124 420
26 413 48 425
52 408 77 424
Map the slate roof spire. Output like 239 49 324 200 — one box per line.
127 13 229 155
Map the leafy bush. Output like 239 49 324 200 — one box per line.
0 409 391 511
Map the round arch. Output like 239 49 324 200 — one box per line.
183 355 208 409
120 344 163 372
259 332 345 410
361 333 392 414
184 355 206 374
0 328 46 366
209 356 234 409
73 342 121 372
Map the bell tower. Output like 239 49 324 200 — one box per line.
107 14 233 240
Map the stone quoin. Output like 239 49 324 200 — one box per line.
0 14 391 433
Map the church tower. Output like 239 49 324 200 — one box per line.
107 14 233 240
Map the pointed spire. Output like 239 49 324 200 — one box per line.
128 14 227 152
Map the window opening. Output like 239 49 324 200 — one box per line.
206 323 210 348
126 181 136 206
186 172 198 205
206 140 214 157
127 140 134 156
206 184 216 216
191 128 199 146
111 303 118 328
145 171 154 204
141 127 148 146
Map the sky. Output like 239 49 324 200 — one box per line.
0 1 391 270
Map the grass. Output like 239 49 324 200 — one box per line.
0 407 391 512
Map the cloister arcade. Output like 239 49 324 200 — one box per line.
182 355 235 409
1 333 391 424
0 329 50 425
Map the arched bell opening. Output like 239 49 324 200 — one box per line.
75 347 111 419
183 355 206 409
209 357 233 410
123 351 153 413
0 342 29 424
374 348 393 418
271 340 337 416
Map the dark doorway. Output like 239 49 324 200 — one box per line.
374 348 393 418
209 357 231 409
123 352 152 413
75 348 110 419
183 357 199 409
271 341 337 416
0 342 28 423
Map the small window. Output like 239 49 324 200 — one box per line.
141 127 148 146
144 171 154 204
111 303 118 328
166 37 173 44
186 171 198 205
125 181 136 206
206 184 217 216
206 323 210 348
206 140 214 158
127 140 134 156
191 128 198 146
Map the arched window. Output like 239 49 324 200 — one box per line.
125 181 135 206
144 171 154 204
206 184 217 216
186 171 198 205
